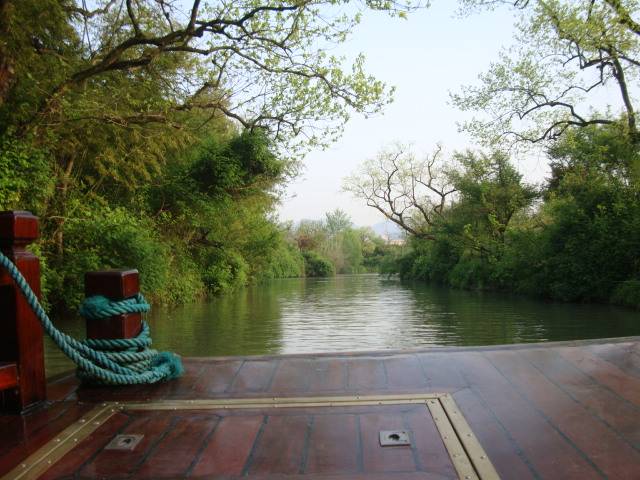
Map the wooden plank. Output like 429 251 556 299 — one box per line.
305 414 360 475
37 413 130 480
384 355 428 389
404 405 458 478
190 415 263 477
230 360 278 393
487 349 640 479
246 415 310 475
347 359 388 391
134 416 218 478
560 346 640 406
523 348 640 448
458 352 603 479
417 353 469 391
192 360 243 394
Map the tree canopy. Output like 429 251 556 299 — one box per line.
453 0 640 146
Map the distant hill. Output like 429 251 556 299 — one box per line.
370 220 403 240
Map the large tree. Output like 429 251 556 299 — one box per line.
453 0 640 146
0 0 420 254
343 144 457 240
1 0 419 152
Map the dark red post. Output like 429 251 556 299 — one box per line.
0 211 46 413
84 269 142 339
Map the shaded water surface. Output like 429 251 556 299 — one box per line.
45 274 639 376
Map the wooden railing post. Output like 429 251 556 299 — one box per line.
84 269 142 339
0 211 46 413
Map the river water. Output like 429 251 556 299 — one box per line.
45 274 640 376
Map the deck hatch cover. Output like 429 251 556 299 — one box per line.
1 393 500 480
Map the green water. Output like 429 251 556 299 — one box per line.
45 274 639 377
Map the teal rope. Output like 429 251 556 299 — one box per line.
0 250 183 385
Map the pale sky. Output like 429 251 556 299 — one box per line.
276 2 548 226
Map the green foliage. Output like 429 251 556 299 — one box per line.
47 205 178 310
290 210 388 275
302 251 335 277
454 0 640 146
0 0 416 313
0 133 54 211
611 280 640 309
393 123 640 308
259 241 305 280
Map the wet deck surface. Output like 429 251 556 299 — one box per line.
2 338 640 479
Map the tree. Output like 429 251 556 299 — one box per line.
346 145 537 258
0 0 423 273
449 150 539 247
2 0 420 153
325 208 352 236
454 0 640 146
343 144 457 239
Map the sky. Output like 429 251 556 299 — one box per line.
276 2 549 227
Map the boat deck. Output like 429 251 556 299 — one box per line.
2 337 640 479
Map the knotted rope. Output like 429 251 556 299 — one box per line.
0 250 183 385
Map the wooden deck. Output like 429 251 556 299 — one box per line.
2 337 640 479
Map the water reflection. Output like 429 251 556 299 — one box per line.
45 274 639 376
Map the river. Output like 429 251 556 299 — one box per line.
44 274 640 377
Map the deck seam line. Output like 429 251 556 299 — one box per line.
128 415 179 478
381 358 390 389
264 358 281 392
412 352 431 388
298 414 314 474
355 413 364 474
481 352 608 479
184 414 221 478
402 410 423 472
240 414 269 476
224 359 246 393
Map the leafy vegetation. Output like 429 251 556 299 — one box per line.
0 0 417 313
288 209 395 277
350 123 640 308
347 0 640 309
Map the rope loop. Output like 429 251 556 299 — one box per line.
0 251 183 385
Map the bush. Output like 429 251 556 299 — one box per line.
47 205 175 310
611 280 640 309
302 250 335 277
259 242 304 280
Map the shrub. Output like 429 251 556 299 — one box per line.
302 251 335 277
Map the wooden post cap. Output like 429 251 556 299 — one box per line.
85 269 140 300
84 269 142 339
0 211 39 246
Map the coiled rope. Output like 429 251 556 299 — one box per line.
0 250 183 385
